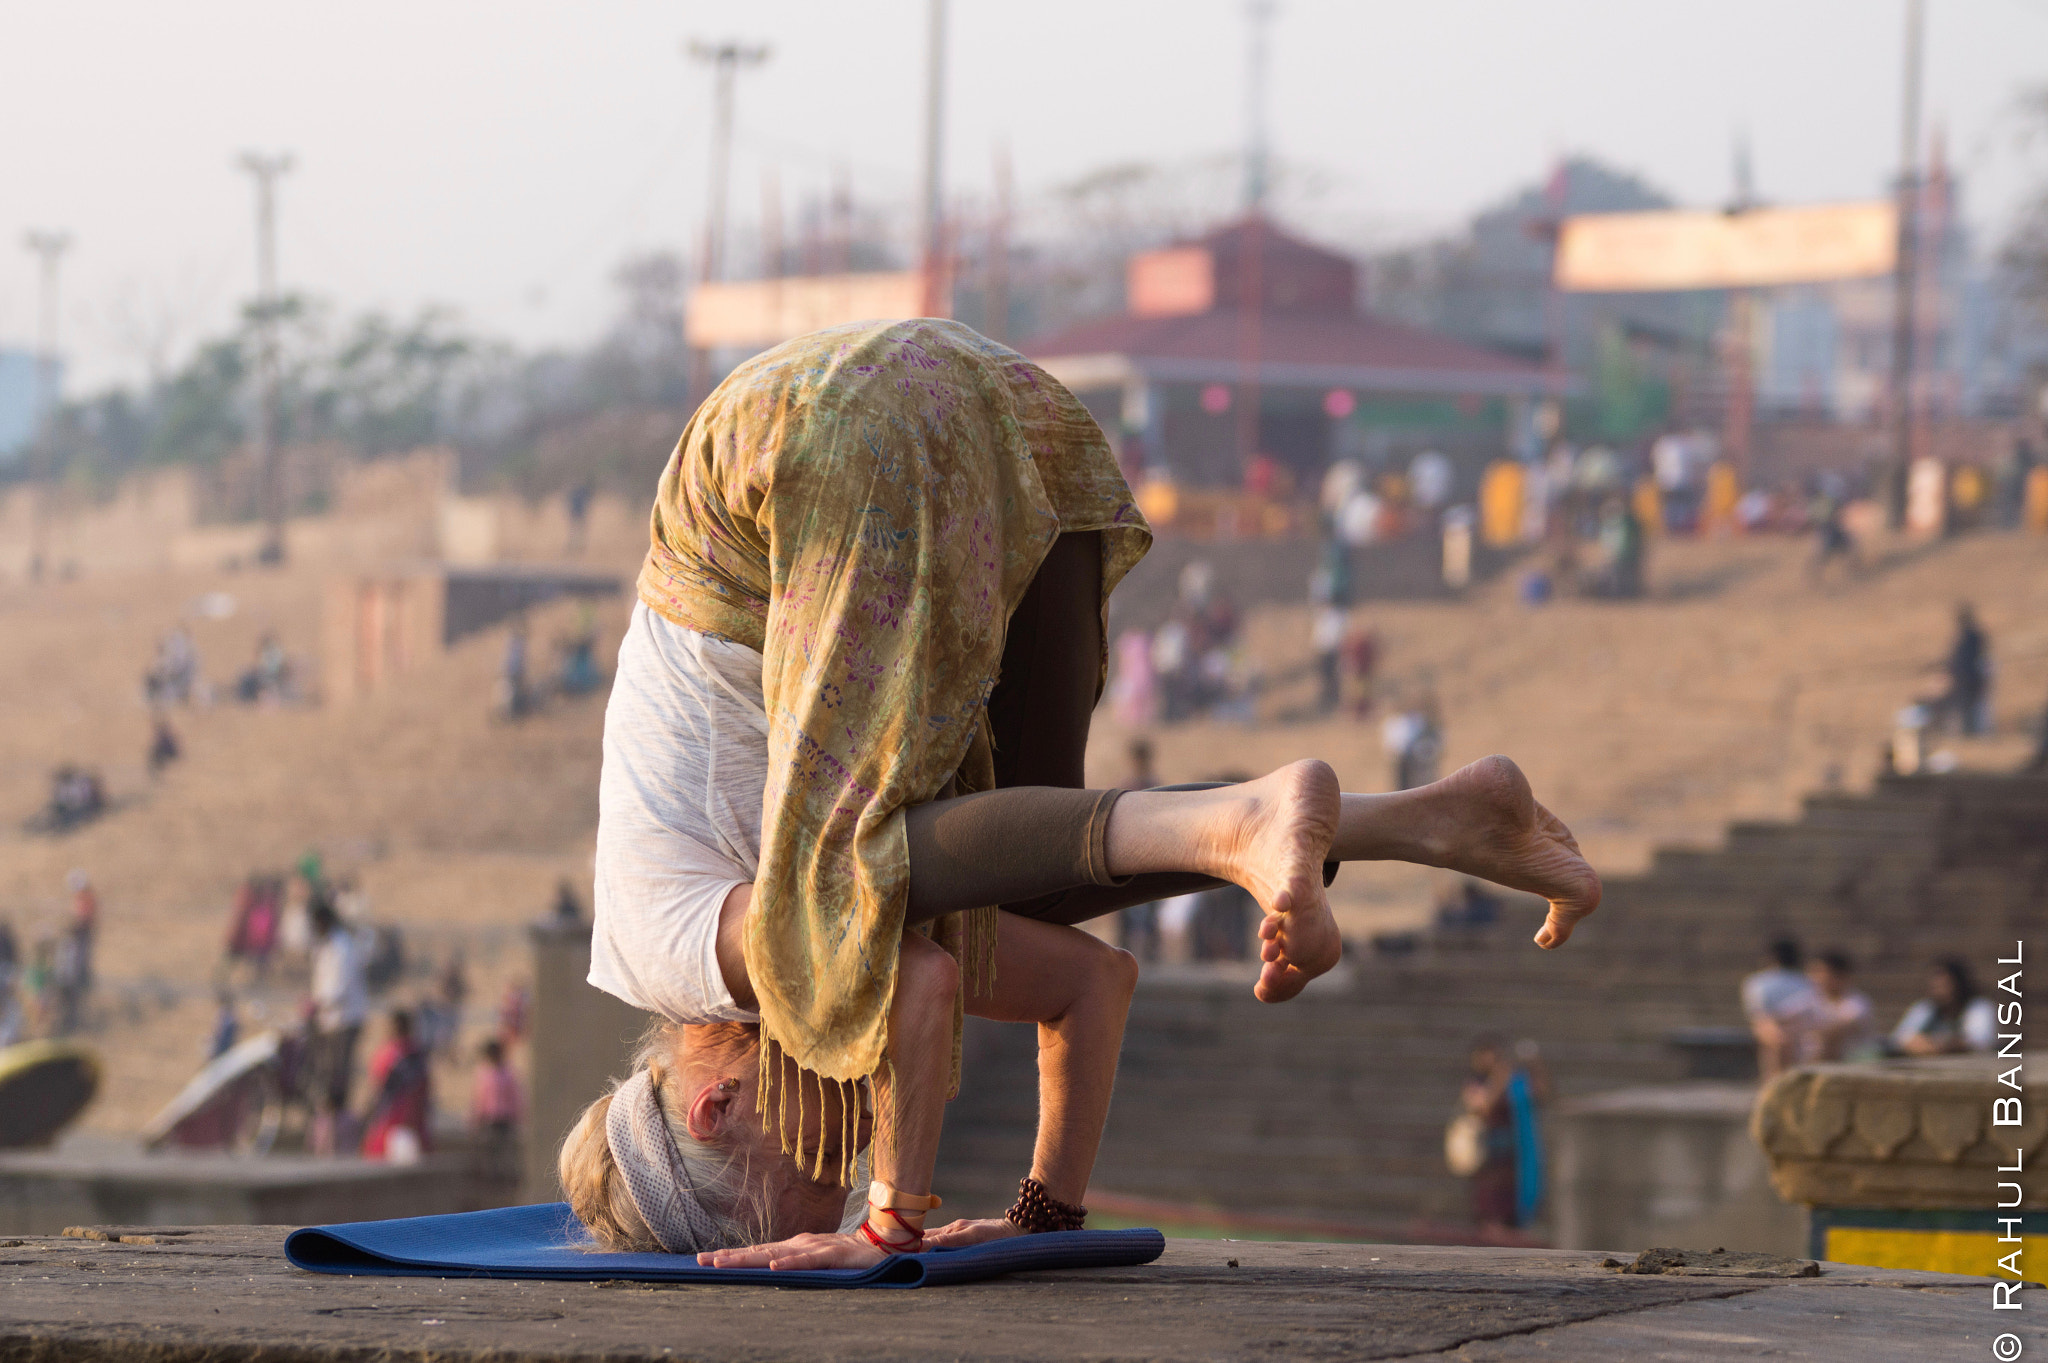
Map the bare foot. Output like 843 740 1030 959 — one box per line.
1209 760 1342 1003
1418 756 1603 949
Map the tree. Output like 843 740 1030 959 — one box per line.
2004 88 2048 318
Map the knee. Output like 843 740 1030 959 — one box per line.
896 935 961 1011
1095 941 1140 1000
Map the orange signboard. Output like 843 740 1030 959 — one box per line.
685 271 934 348
1554 202 1897 293
1128 246 1216 318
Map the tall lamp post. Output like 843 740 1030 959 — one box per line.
238 151 294 564
685 38 770 402
1887 0 1925 529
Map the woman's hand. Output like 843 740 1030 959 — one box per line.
921 1217 1026 1250
696 1232 886 1271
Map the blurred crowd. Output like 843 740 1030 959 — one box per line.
200 852 534 1162
0 870 98 1047
1742 938 2006 1080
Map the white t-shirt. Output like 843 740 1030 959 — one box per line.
1741 968 1818 1024
1804 989 1878 1062
589 603 770 1025
1891 996 1998 1054
311 926 373 1030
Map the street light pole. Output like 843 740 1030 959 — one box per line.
918 0 948 317
1887 0 1925 529
685 38 770 402
238 150 294 564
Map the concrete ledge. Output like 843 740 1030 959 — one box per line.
0 1150 516 1237
0 1226 1996 1361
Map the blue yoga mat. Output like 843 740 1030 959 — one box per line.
286 1202 1165 1289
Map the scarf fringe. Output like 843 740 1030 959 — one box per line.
756 1033 887 1190
754 905 998 1190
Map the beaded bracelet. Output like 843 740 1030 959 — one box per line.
1004 1175 1087 1234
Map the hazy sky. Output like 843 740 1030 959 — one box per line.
6 0 2047 391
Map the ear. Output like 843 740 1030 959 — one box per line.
683 1079 737 1142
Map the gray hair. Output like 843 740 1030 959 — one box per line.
566 1022 865 1254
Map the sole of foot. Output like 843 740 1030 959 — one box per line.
1228 760 1342 1003
1426 755 1602 949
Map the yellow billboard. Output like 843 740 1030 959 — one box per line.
1554 202 1897 293
686 271 935 348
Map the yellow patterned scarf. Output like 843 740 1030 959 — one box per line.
637 319 1149 1178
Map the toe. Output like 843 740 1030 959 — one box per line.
1256 961 1309 1003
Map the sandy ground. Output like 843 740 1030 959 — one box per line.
2 524 2044 1135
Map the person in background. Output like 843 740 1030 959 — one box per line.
431 952 469 1057
470 1036 524 1139
501 619 531 719
0 917 21 1046
207 990 240 1060
496 980 530 1049
331 873 370 926
150 627 200 706
67 870 97 954
1312 606 1346 716
24 941 56 1038
566 479 594 554
1122 736 1160 792
1384 686 1445 791
550 878 585 928
307 898 372 1155
1109 629 1159 730
558 603 603 696
1927 604 1991 736
50 871 99 1036
1343 622 1379 720
147 716 181 775
1189 884 1256 961
1891 959 1997 1056
1742 938 1819 1080
237 632 290 704
2025 683 2048 773
1804 951 1880 1062
361 1009 431 1162
1594 495 1645 599
1462 1036 1549 1233
1116 739 1162 964
1808 493 1859 583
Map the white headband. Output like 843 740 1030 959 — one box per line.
603 1068 725 1253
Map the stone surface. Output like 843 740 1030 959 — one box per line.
1753 1057 2048 1210
0 1227 1997 1361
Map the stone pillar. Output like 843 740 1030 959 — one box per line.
523 920 655 1204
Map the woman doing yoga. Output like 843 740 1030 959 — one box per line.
559 320 1601 1269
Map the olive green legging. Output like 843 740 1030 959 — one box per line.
901 531 1330 927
